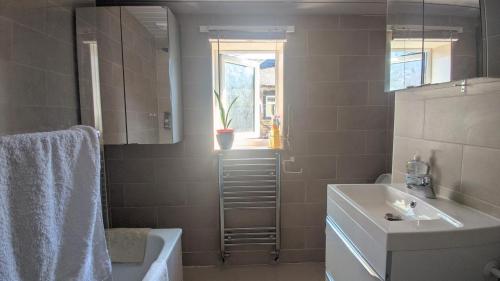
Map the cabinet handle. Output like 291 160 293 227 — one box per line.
326 216 383 281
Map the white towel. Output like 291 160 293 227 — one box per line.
0 126 112 281
106 228 151 263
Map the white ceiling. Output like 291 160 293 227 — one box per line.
113 1 480 15
166 1 388 15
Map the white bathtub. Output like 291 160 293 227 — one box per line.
111 229 183 281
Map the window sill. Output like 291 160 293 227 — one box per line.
214 138 283 151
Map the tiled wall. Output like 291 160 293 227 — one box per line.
392 78 500 218
0 0 94 135
105 13 394 266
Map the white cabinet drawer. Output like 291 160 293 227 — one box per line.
325 216 384 281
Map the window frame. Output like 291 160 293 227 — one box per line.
211 40 284 150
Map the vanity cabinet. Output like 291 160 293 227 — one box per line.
385 0 500 92
325 184 500 281
325 217 381 281
76 6 182 144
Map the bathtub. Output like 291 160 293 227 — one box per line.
111 229 183 281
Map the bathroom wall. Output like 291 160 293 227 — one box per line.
105 13 394 266
392 78 500 218
0 0 94 135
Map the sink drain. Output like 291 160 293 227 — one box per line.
385 213 403 221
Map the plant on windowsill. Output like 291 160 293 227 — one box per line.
214 90 238 150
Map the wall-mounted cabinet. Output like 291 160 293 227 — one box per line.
76 6 182 144
385 0 499 92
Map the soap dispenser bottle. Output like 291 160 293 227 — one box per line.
406 154 429 175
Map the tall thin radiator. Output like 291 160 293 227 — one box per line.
218 152 281 262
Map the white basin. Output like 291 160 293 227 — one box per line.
328 184 500 251
337 184 462 226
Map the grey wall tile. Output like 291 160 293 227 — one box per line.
338 106 388 130
307 131 365 155
308 81 368 107
308 30 369 55
338 55 385 81
0 18 12 61
339 15 385 30
338 154 386 180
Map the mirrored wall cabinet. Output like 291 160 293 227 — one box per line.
385 0 500 92
76 6 182 144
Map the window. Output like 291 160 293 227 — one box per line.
212 40 284 149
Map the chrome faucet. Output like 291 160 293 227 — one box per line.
405 155 436 199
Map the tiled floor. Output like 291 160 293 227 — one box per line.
184 262 325 281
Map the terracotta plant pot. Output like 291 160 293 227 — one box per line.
216 129 234 150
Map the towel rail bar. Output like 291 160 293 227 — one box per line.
219 153 281 261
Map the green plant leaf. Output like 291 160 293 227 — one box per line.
225 97 238 128
214 90 227 128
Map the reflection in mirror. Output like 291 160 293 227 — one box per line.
121 6 169 144
424 0 481 82
386 0 424 91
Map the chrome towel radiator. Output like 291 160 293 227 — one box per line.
218 152 281 261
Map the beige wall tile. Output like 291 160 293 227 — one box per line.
394 97 424 138
462 146 500 206
424 94 500 148
392 137 463 191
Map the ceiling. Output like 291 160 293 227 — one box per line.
99 0 480 15
99 0 388 15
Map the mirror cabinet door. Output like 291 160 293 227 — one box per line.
424 0 481 84
386 0 425 92
121 6 170 144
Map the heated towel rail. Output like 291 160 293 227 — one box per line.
218 152 281 261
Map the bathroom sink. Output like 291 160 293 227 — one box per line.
337 184 462 225
327 184 500 252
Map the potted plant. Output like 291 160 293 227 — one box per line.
214 90 238 150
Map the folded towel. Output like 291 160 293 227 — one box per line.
106 228 151 263
0 126 112 281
